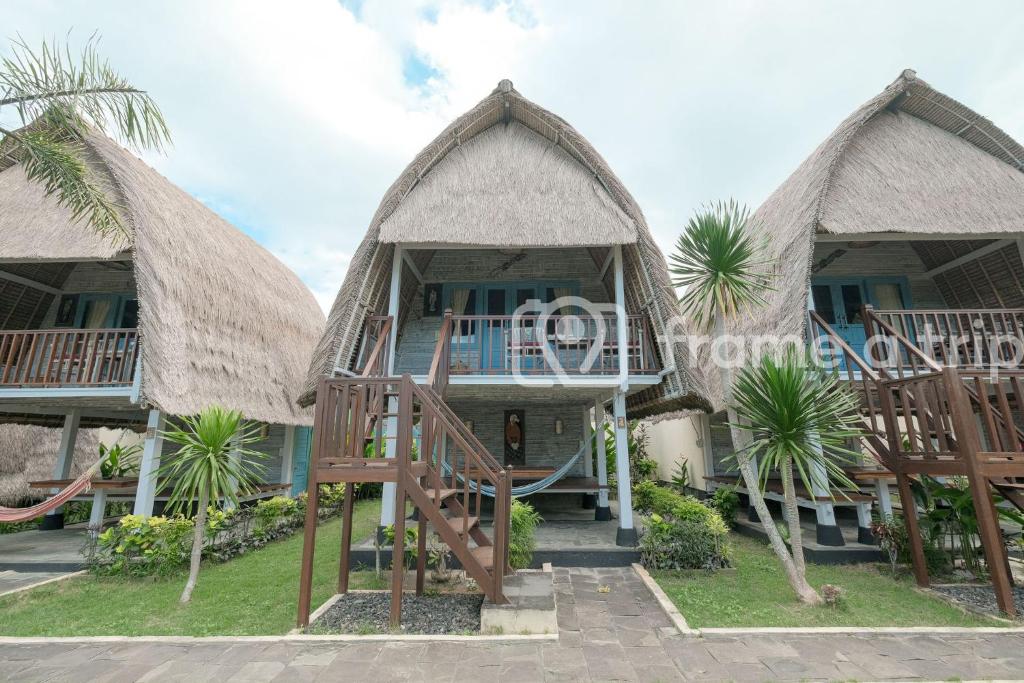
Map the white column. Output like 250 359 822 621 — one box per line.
810 455 844 546
380 245 403 529
875 478 894 519
594 400 611 519
88 489 107 537
224 431 242 511
613 245 629 391
133 409 164 517
582 407 594 478
612 391 636 545
43 409 81 526
280 425 296 488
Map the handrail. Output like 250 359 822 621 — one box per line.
427 309 452 394
862 306 943 376
356 316 393 377
808 311 880 379
0 328 139 387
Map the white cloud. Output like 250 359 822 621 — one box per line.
4 1 1024 313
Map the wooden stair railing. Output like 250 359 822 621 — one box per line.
297 373 511 630
813 306 1023 616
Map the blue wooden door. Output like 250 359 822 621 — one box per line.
812 277 911 365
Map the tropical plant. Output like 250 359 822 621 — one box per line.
157 406 267 603
730 345 863 597
509 500 542 569
871 515 907 576
707 486 740 528
668 201 829 601
670 459 690 493
634 482 731 570
0 34 169 240
98 439 142 479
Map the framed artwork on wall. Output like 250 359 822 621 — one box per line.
54 294 79 327
504 409 525 466
423 283 443 316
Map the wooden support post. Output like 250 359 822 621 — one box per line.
338 482 354 593
944 367 1016 616
594 399 611 521
415 509 427 596
88 488 107 537
297 383 327 628
612 391 637 546
896 472 930 587
281 425 296 488
875 479 894 519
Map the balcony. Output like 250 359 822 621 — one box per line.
443 313 658 376
0 328 139 388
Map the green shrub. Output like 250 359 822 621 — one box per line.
633 481 730 571
638 513 731 571
383 523 419 568
254 496 300 535
509 500 542 569
707 486 740 528
90 514 195 577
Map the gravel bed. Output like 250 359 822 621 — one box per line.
931 584 1024 620
312 591 485 634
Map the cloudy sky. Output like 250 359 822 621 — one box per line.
6 1 1024 311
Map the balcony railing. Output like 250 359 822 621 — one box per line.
443 313 658 376
0 328 139 388
866 307 1024 372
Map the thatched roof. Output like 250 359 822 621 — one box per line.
708 69 1024 409
0 130 325 426
378 121 636 246
304 80 711 416
0 424 102 505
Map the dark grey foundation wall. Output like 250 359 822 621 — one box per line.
444 398 590 475
395 248 613 375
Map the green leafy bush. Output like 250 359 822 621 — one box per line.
670 460 689 492
633 481 730 571
509 500 542 569
91 514 195 577
708 486 740 528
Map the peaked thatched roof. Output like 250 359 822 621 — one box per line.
709 69 1024 409
304 80 711 416
0 130 325 426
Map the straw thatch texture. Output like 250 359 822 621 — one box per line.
704 69 1024 410
0 131 325 426
304 80 710 416
0 424 101 505
378 121 635 246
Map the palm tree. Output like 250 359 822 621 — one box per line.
0 34 170 240
731 346 863 594
670 200 823 604
158 406 267 603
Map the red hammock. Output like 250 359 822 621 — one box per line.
0 458 104 523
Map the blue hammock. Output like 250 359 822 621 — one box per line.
439 433 595 498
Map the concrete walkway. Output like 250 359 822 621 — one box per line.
1 567 1023 681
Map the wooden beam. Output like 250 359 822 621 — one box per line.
923 239 1014 277
400 249 424 285
815 232 1020 243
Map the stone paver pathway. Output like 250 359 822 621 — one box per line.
2 567 1023 681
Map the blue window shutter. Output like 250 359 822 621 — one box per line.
291 427 312 497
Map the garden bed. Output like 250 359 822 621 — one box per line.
652 533 1006 627
311 591 484 634
931 584 1024 621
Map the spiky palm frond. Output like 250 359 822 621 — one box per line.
157 406 268 514
0 34 169 149
730 345 863 496
0 34 170 239
669 199 774 332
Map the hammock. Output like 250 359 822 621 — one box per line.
440 433 595 498
0 456 105 523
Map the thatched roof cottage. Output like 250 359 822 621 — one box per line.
0 128 325 516
303 79 710 547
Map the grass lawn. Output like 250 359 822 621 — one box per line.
654 533 1003 628
0 498 388 636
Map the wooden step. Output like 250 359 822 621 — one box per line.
469 545 495 571
424 488 457 501
441 515 479 536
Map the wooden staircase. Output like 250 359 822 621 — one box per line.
808 307 1024 616
297 315 512 629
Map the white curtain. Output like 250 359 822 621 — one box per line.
82 300 112 329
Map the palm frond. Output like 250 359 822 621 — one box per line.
669 199 775 332
157 406 268 514
0 33 170 150
728 345 864 496
2 126 125 239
